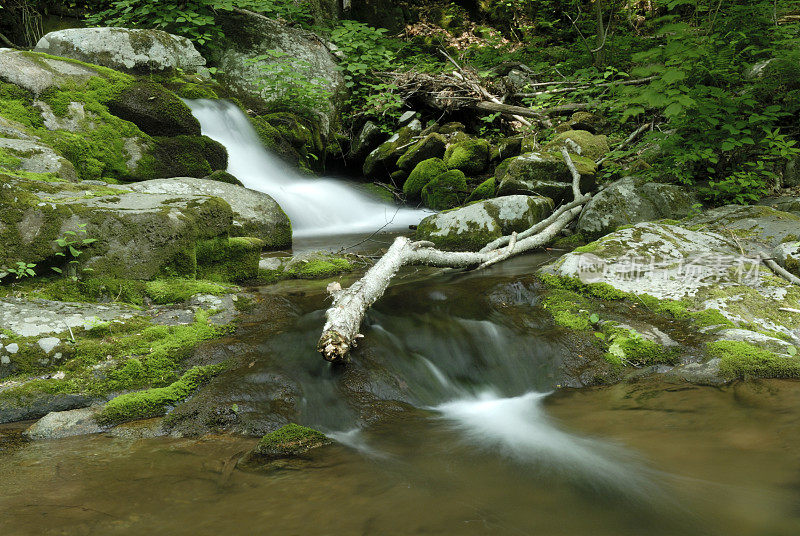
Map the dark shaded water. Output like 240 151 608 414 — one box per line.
2 253 800 535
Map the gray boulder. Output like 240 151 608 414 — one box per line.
0 175 235 280
127 178 292 249
497 151 596 204
415 195 554 251
577 177 697 239
215 12 344 136
34 27 209 76
757 196 800 216
24 406 103 440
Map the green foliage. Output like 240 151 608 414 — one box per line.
245 50 332 119
8 262 36 280
331 20 403 130
52 223 97 281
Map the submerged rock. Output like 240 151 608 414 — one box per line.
34 27 209 76
24 406 102 440
415 195 554 251
126 178 291 249
576 177 697 239
248 423 331 460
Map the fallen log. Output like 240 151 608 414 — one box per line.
471 101 591 119
317 149 591 363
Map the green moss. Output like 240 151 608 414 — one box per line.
106 80 200 137
145 278 233 304
602 325 679 366
96 363 225 425
541 288 593 331
709 340 800 379
171 82 219 100
421 169 469 210
137 135 227 179
286 257 352 279
254 423 330 457
444 138 490 174
404 157 448 199
204 169 242 185
196 236 263 282
466 177 496 203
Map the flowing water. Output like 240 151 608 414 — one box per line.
188 99 432 238
2 108 800 535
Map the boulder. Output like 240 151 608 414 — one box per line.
127 178 291 249
0 49 101 95
421 169 469 210
757 196 800 216
543 130 609 160
24 406 102 440
416 195 554 251
555 112 608 134
444 138 490 174
576 177 697 239
540 213 800 379
240 423 331 466
0 174 235 280
250 112 324 171
466 177 496 203
396 133 447 172
404 157 448 199
106 80 201 137
497 151 596 204
349 121 383 161
215 12 344 137
363 121 422 178
774 241 800 277
34 27 209 76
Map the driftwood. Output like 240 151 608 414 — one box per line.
317 148 592 362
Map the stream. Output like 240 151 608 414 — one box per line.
1 103 799 535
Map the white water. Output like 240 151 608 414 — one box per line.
187 99 432 238
433 390 660 496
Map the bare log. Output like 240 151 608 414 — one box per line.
765 259 800 286
317 151 592 362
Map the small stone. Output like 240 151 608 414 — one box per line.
1 355 9 365
5 343 19 354
37 337 60 355
398 110 417 126
52 371 66 380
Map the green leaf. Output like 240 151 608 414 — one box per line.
789 346 798 357
69 246 80 257
51 267 63 273
589 313 600 324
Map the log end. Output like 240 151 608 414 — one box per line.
317 330 351 363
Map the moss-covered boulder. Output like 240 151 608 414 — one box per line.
466 177 496 203
490 137 522 164
415 195 554 251
497 151 596 204
203 170 243 186
404 157 448 199
363 122 421 179
555 112 608 134
757 196 800 216
107 80 201 137
0 174 238 280
396 132 447 172
215 12 344 137
540 210 800 381
543 130 610 161
135 135 227 180
245 423 331 461
576 177 697 239
250 111 325 172
34 27 209 76
127 178 291 249
197 237 264 282
444 138 490 174
421 169 469 210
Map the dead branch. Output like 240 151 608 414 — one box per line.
0 31 20 49
596 121 653 165
764 259 800 286
317 150 592 362
513 76 657 98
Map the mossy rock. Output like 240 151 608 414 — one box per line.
363 123 421 179
404 157 448 200
415 195 553 251
498 151 596 203
135 135 227 179
555 112 608 134
396 132 447 172
466 177 496 203
249 423 331 460
543 130 610 161
421 169 469 211
107 80 201 137
197 237 264 282
283 252 353 280
249 112 323 171
490 137 522 163
444 138 490 175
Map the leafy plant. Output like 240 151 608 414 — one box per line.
245 50 332 118
52 223 97 281
8 261 36 280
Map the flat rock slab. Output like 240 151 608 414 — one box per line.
0 49 101 95
0 297 140 338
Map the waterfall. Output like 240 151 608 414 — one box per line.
187 99 432 238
